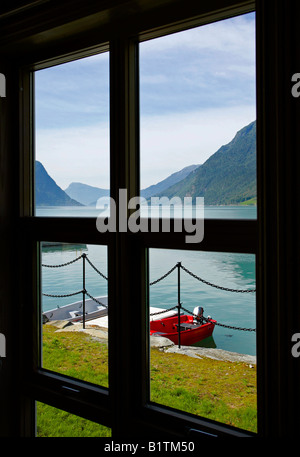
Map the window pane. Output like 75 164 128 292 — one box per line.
149 248 256 433
41 243 108 388
34 52 109 217
140 13 256 219
36 402 111 437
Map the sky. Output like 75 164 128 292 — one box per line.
35 12 256 191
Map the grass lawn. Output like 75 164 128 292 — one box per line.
37 323 257 436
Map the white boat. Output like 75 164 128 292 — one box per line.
42 296 108 323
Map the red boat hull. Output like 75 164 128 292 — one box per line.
150 314 216 346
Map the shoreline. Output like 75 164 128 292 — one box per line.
48 320 256 365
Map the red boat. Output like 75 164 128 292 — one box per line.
150 306 216 346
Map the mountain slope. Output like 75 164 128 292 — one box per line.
64 164 200 205
35 161 83 206
64 182 109 206
158 121 256 205
141 164 200 199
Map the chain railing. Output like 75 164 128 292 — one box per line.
42 256 256 334
149 262 256 341
42 255 83 269
42 253 107 328
180 264 256 293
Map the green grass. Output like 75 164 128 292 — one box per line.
37 324 110 437
37 402 111 437
239 197 257 206
150 348 257 433
42 325 109 387
37 323 257 436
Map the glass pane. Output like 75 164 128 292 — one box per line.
41 242 108 388
36 402 111 437
149 248 256 433
34 52 109 217
140 13 256 220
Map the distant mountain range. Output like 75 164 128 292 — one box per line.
35 161 83 206
63 164 200 206
35 120 256 207
64 182 109 206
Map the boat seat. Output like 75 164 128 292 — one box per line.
175 323 197 330
69 310 87 318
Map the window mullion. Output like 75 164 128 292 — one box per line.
109 35 146 437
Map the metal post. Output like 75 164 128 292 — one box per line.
82 253 86 329
177 262 181 348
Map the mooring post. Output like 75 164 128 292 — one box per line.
82 253 86 329
177 262 181 348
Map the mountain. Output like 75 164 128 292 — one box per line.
35 161 83 206
64 182 109 206
157 121 256 205
64 164 200 206
141 164 200 199
55 121 256 207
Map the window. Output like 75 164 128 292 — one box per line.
18 6 258 438
139 14 257 433
140 14 256 218
3 0 296 440
34 53 109 217
41 242 109 388
148 249 256 433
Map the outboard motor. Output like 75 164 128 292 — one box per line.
193 306 204 324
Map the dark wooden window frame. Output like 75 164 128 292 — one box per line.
1 0 300 439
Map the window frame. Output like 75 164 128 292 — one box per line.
2 0 297 439
19 3 258 438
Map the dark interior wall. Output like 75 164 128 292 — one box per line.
0 0 300 438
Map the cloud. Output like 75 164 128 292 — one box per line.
36 103 255 190
36 122 110 189
140 12 255 115
140 105 256 188
35 12 256 191
138 12 256 188
35 52 109 129
140 13 255 55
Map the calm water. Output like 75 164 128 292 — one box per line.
39 205 256 356
36 204 257 220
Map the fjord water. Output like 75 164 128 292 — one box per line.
39 205 256 356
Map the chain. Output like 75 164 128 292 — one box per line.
42 257 255 294
212 321 256 332
149 304 256 331
42 290 83 298
85 290 108 308
42 256 255 330
43 289 108 309
180 264 256 293
149 305 178 316
181 305 256 332
42 255 83 268
149 264 177 286
85 256 108 280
